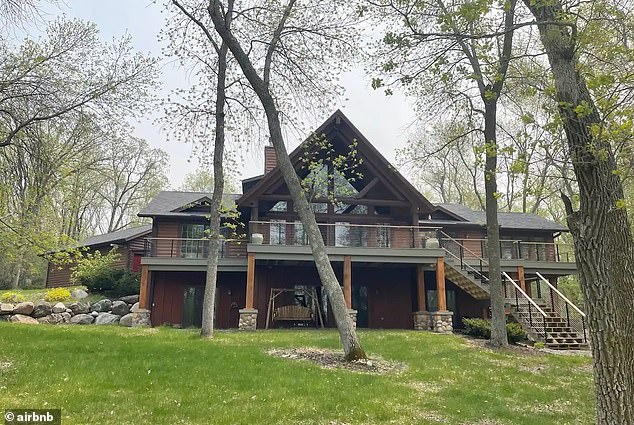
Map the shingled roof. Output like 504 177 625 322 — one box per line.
80 225 152 248
137 191 241 218
427 204 568 232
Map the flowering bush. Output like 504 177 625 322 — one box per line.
44 287 71 302
0 291 25 303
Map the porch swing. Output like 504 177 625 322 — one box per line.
265 287 325 329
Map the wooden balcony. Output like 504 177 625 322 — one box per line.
143 238 247 259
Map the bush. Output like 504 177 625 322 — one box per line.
463 318 527 344
44 287 71 302
71 249 139 297
0 291 25 303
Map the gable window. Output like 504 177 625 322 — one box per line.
270 220 286 245
181 224 209 258
270 201 287 212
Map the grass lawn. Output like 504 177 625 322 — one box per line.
0 325 594 424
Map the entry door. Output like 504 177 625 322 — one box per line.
352 285 369 328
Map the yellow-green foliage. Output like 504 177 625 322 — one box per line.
44 288 71 302
0 291 25 303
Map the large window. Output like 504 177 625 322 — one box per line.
376 225 390 248
293 221 308 245
270 220 286 245
335 222 367 247
181 224 209 258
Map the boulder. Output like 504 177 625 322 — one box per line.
12 302 34 315
95 313 121 325
119 312 151 327
70 289 88 299
68 302 90 315
9 314 38 324
90 299 112 313
70 314 94 325
119 295 139 304
52 302 66 314
37 313 65 325
60 312 72 323
130 302 149 314
91 311 99 317
31 301 52 318
1 303 15 315
111 301 129 316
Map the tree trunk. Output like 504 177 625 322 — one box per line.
523 1 634 423
200 9 231 339
207 0 366 360
484 101 508 347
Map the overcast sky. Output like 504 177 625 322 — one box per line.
32 0 419 190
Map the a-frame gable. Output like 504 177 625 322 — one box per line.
238 110 435 214
172 196 213 213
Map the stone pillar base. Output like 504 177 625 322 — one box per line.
413 311 454 333
430 311 454 333
238 308 258 331
347 309 358 329
413 311 432 330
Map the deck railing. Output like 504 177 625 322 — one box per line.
439 237 574 263
248 220 439 249
143 238 247 259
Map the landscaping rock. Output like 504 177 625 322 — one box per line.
130 302 149 314
0 315 8 322
70 314 94 325
12 302 34 315
37 313 65 325
95 313 121 325
1 303 15 315
68 302 90 315
70 289 88 299
119 295 139 304
60 312 72 323
91 299 112 313
119 312 150 327
52 302 66 314
9 314 38 324
91 311 99 317
111 301 129 316
31 301 52 318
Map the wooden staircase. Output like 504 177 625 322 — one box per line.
444 258 490 300
511 303 588 350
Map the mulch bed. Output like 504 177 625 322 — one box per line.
267 347 407 375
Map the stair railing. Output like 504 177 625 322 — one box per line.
535 272 588 343
438 230 489 282
502 272 548 341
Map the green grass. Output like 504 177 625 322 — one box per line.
0 325 594 424
0 286 103 304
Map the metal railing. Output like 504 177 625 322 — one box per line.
438 231 489 282
248 220 439 249
143 237 247 259
502 272 548 341
535 272 587 343
439 236 574 263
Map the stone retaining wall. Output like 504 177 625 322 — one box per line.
0 294 150 327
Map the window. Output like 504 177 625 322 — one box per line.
376 225 390 248
293 221 308 245
270 201 287 212
269 220 286 245
181 224 209 258
335 222 350 247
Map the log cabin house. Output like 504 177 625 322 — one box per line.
45 225 151 288
137 110 585 349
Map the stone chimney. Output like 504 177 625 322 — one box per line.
264 145 277 174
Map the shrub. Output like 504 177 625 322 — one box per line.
71 249 139 297
44 287 71 302
534 342 546 349
462 318 527 344
0 291 25 303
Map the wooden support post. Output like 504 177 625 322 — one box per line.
139 265 150 309
343 255 352 308
246 253 256 309
416 265 426 311
436 257 447 311
517 266 526 292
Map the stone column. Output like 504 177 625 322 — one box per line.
347 309 358 329
430 311 454 333
412 311 431 330
238 308 258 331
